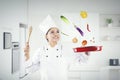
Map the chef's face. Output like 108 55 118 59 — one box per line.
46 27 60 42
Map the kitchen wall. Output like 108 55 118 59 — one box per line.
28 0 120 66
0 0 27 80
0 0 120 80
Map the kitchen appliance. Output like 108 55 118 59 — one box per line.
11 42 20 74
109 59 119 66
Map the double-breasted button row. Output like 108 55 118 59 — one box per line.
46 48 59 51
45 55 61 58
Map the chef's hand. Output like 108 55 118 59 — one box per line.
24 42 30 61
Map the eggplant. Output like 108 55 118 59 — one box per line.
74 25 84 36
60 15 84 37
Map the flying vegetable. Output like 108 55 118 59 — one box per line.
73 24 84 36
60 15 70 24
80 11 88 19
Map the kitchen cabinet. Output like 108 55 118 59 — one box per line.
99 14 120 41
68 65 120 80
68 65 100 80
100 66 120 80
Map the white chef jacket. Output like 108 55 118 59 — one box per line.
25 43 89 80
25 43 68 80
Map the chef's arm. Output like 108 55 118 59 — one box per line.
20 43 41 79
25 60 40 74
25 48 41 74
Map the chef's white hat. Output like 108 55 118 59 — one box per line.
39 15 59 34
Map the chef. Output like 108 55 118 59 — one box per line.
24 15 68 80
24 15 90 80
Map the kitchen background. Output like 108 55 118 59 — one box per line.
0 0 120 80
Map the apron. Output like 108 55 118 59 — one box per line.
40 44 68 80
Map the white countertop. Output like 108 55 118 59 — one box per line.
69 64 120 71
101 66 120 70
69 64 101 71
